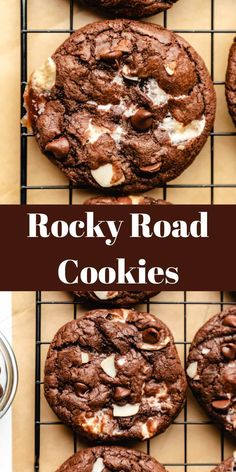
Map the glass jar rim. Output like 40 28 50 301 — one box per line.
0 331 18 419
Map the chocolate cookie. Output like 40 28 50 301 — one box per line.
211 455 236 472
56 446 167 472
226 38 236 126
44 309 187 441
81 0 178 19
187 307 236 437
74 290 159 306
24 20 216 194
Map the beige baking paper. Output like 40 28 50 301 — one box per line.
1 0 236 470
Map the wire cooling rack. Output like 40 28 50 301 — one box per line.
20 0 236 470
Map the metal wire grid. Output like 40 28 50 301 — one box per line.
19 0 236 470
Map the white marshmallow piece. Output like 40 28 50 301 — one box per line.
31 57 56 92
160 115 206 145
145 78 169 106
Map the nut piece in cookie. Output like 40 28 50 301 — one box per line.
44 309 187 442
24 20 216 194
187 307 236 437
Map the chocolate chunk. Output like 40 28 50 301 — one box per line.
140 162 162 173
114 386 131 401
75 383 89 395
0 384 3 399
221 344 236 360
130 109 153 131
142 328 160 344
100 50 123 61
222 314 236 328
211 399 231 411
45 137 70 159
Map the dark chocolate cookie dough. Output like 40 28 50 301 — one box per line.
44 309 187 441
81 0 178 19
24 20 216 194
187 307 236 437
226 38 236 126
56 446 167 472
211 455 236 472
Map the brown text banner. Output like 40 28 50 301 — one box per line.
0 205 235 291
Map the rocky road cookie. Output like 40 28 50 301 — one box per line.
81 0 178 19
226 38 236 126
24 20 216 194
211 454 236 472
44 309 187 441
56 446 167 472
187 307 236 437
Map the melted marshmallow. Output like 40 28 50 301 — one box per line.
145 78 169 106
160 115 206 145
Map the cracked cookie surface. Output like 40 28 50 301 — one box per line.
24 20 216 194
56 446 168 471
81 0 178 18
187 307 236 437
226 38 236 126
44 309 187 441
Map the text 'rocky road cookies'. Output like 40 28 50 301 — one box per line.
24 20 216 194
81 0 179 19
56 446 168 472
187 307 236 438
44 309 187 441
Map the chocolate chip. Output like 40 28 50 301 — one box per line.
144 381 161 396
211 399 231 411
0 384 3 399
45 137 70 159
114 386 131 401
221 344 236 360
142 328 160 344
130 109 153 131
75 382 88 395
222 314 236 328
139 162 162 173
223 367 236 388
100 50 123 62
